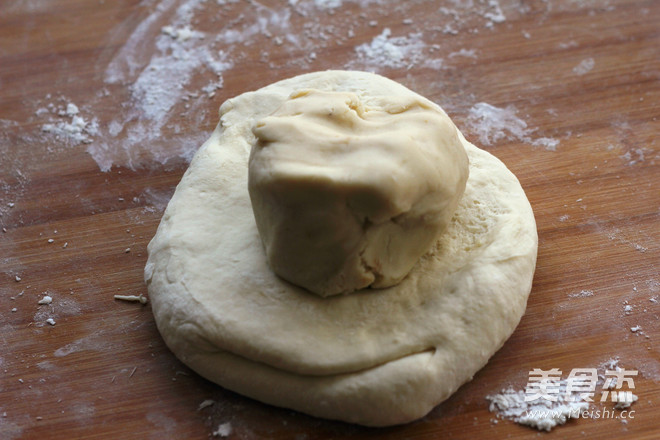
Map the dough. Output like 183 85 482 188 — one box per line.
249 89 469 296
145 70 538 427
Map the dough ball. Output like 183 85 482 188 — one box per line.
249 89 469 296
145 70 538 427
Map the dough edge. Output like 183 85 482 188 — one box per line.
145 70 538 427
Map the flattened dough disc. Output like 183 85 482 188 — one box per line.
145 70 538 427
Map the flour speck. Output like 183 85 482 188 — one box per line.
212 422 232 437
573 58 595 76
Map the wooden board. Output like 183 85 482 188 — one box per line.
1 0 658 438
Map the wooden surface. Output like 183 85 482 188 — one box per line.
1 0 658 438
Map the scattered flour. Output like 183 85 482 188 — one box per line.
465 103 560 150
39 100 98 145
353 28 425 69
599 357 639 408
96 36 232 169
31 0 544 172
619 147 648 166
90 0 234 171
486 381 588 431
489 358 640 431
569 289 595 298
598 224 649 253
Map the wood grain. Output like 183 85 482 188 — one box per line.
1 1 658 439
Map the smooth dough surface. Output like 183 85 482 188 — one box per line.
249 88 469 296
145 70 538 427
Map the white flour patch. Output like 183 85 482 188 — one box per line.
598 358 639 408
215 6 293 46
146 411 178 434
352 28 426 69
0 413 24 440
486 381 588 431
32 307 54 327
38 295 53 305
601 225 649 253
34 0 537 172
71 402 96 425
92 0 232 172
569 289 595 298
573 58 595 75
54 332 114 357
36 361 57 371
532 137 560 151
610 121 655 167
213 422 233 437
489 358 640 431
38 98 99 145
104 0 180 83
619 147 649 166
449 48 478 59
161 25 202 42
197 399 215 411
483 0 506 27
466 102 560 150
33 294 82 326
313 0 343 10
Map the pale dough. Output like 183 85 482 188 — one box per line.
249 88 469 296
145 70 538 427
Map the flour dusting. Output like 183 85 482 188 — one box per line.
30 0 544 171
39 99 99 145
573 58 595 75
212 422 232 437
353 28 426 69
92 0 234 172
487 381 588 431
569 289 595 298
466 102 560 149
488 358 640 431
